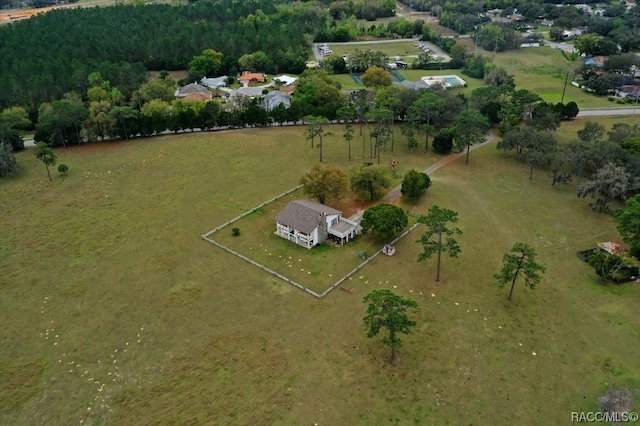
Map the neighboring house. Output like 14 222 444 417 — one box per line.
174 83 212 100
584 56 607 67
617 85 640 98
262 91 291 111
563 28 582 39
275 200 360 249
239 71 266 87
201 76 228 88
272 75 297 86
398 79 431 90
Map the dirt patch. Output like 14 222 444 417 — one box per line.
335 197 373 218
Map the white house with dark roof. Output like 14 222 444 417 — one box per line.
275 200 359 248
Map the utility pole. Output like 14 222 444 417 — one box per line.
561 72 570 104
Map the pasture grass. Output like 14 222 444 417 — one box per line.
554 116 640 143
0 120 638 425
491 47 614 109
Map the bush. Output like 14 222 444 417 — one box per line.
58 163 69 175
432 128 454 154
231 227 240 236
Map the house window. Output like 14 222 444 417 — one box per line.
331 217 338 226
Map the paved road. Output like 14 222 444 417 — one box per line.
578 108 638 117
543 40 577 53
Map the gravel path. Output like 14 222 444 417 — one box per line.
382 133 496 203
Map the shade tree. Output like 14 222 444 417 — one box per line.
407 91 445 151
349 164 391 202
588 252 625 284
299 163 349 205
578 122 606 144
0 142 19 178
432 128 454 154
616 194 640 258
417 205 462 282
362 289 417 364
188 49 223 81
494 242 546 301
361 66 393 89
304 115 331 162
401 169 431 201
34 142 57 181
453 109 490 164
577 162 634 212
0 107 31 152
360 203 409 242
366 107 393 163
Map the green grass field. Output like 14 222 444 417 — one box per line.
327 41 422 60
491 47 617 109
1 121 638 425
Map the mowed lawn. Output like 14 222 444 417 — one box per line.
1 122 639 425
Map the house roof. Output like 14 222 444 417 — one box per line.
175 83 211 98
263 91 291 110
398 80 430 90
272 75 297 86
275 200 341 235
201 76 227 88
598 242 627 255
181 92 212 102
618 85 640 94
239 71 266 82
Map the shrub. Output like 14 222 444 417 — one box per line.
58 164 69 175
231 227 240 236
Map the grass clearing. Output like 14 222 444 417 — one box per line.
1 120 638 424
327 41 423 60
492 47 615 109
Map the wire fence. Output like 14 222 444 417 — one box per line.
202 188 422 298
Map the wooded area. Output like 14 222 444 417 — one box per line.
0 0 327 110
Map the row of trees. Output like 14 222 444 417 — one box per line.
497 119 640 213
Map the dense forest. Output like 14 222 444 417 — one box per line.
0 0 330 110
